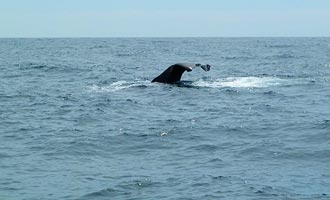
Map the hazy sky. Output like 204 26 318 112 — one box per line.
1 0 330 37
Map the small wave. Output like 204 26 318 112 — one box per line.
266 44 294 48
193 77 286 88
89 45 108 49
273 53 296 59
187 144 219 152
18 62 56 70
80 188 122 199
222 56 252 60
115 52 133 57
152 40 170 44
87 80 150 92
80 179 161 199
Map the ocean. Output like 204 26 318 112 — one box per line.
1 37 330 200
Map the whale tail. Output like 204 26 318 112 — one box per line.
199 64 211 72
151 63 211 84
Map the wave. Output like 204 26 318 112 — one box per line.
266 44 295 48
222 56 253 60
17 62 57 71
115 53 133 57
79 188 123 199
79 179 162 199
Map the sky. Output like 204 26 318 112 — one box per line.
1 0 330 37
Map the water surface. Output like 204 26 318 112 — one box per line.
1 38 330 199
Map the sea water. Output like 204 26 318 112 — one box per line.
1 38 330 199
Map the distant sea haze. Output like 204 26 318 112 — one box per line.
1 37 330 200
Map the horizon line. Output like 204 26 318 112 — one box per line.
1 36 330 39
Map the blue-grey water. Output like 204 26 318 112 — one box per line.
1 38 330 200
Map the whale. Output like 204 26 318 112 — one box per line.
151 63 211 84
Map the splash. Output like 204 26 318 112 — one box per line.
88 76 293 92
193 77 286 88
88 80 150 92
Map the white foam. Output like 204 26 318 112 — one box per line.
193 77 285 88
88 80 150 92
88 77 289 93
